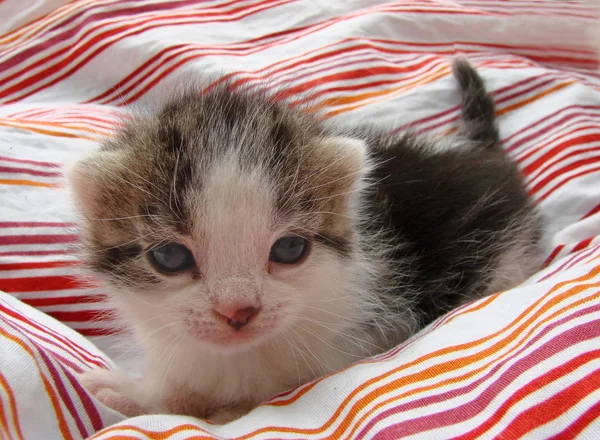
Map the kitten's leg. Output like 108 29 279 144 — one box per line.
79 369 146 417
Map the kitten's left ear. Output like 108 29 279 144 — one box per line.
67 150 125 219
319 136 369 182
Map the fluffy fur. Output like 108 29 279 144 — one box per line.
70 59 542 423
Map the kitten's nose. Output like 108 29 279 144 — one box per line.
213 305 260 330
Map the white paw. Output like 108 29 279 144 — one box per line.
79 369 144 417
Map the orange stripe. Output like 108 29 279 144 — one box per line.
318 65 572 121
0 118 105 134
0 179 56 188
321 66 451 117
89 423 215 440
0 327 73 440
496 80 576 117
268 288 499 408
444 292 501 325
266 381 320 407
0 371 24 440
0 124 85 139
0 120 100 139
334 271 600 439
93 269 600 440
342 281 600 439
0 1 94 46
235 264 600 438
0 379 11 440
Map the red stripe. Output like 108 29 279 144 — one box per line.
0 275 83 293
537 164 600 201
227 42 422 91
521 133 600 178
508 108 600 155
391 74 560 137
583 202 600 220
77 327 118 337
0 165 62 178
530 157 600 198
455 325 600 439
497 367 600 438
0 301 107 366
0 317 76 439
571 238 594 255
543 245 566 268
562 244 600 274
0 0 234 73
540 245 600 282
46 310 105 323
550 400 600 439
516 122 600 166
101 1 294 105
0 234 77 246
98 34 593 105
283 59 446 105
496 77 557 110
25 295 104 308
464 0 594 13
1 0 289 103
0 261 77 271
515 122 599 167
0 222 74 228
88 21 317 103
0 250 72 257
364 313 600 438
0 156 60 168
63 370 104 432
506 105 600 145
35 348 90 438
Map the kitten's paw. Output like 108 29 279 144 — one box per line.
79 369 144 417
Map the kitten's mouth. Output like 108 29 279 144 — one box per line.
212 331 256 344
184 313 275 348
202 326 276 351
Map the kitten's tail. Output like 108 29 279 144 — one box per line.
452 58 500 149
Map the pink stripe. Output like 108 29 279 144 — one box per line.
35 348 89 438
0 300 107 366
543 244 566 268
540 245 599 282
506 105 600 154
0 250 72 257
63 369 104 432
0 222 74 228
537 164 600 201
563 244 600 272
0 0 229 73
2 0 290 103
390 74 556 136
0 234 77 246
364 310 600 439
0 156 60 168
0 165 62 178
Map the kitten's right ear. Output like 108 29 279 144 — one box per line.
67 150 124 219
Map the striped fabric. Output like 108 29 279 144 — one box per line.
1 0 600 438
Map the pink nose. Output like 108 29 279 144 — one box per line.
213 305 260 331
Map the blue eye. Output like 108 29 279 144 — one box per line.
269 236 309 264
149 242 194 273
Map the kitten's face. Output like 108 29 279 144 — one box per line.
70 90 369 353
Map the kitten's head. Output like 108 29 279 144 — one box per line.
70 87 372 354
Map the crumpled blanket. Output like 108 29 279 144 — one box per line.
1 1 599 439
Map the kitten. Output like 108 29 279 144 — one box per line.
70 59 542 423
